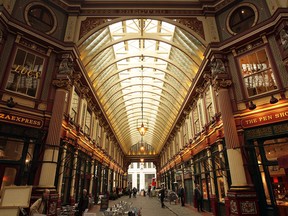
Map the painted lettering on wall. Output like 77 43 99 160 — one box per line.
0 113 43 128
12 65 41 79
241 111 288 128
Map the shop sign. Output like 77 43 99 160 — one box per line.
0 112 43 128
241 109 288 128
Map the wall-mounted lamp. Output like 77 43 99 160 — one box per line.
6 97 17 108
270 95 278 104
248 101 256 110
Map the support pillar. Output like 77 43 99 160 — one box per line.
36 70 72 215
212 63 259 216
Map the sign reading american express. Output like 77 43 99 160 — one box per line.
0 112 43 128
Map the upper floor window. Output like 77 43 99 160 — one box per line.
84 109 92 135
70 90 80 122
204 87 215 122
193 107 200 134
238 48 277 97
6 49 44 97
228 4 257 35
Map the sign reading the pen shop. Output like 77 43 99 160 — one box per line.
0 112 43 128
241 109 288 128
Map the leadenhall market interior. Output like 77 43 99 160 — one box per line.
0 0 288 215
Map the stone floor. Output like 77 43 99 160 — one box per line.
88 195 213 216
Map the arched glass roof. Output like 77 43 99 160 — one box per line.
79 18 205 154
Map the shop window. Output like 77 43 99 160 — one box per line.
6 48 44 97
227 4 257 35
238 48 277 97
0 137 24 161
255 137 288 207
26 4 56 34
70 90 80 123
214 154 226 202
1 167 17 189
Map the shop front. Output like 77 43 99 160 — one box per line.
245 121 288 216
0 112 45 192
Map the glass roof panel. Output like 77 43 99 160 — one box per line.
78 18 205 154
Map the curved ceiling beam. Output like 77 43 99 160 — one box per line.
94 66 190 93
112 107 173 138
82 34 202 67
105 91 179 120
88 53 196 84
115 117 170 146
98 77 185 104
109 101 175 127
101 88 182 112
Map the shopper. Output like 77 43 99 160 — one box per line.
29 189 50 216
194 184 204 212
178 185 185 206
159 184 165 208
78 189 89 216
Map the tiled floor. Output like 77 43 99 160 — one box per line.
88 195 213 216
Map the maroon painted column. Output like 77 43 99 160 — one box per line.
211 56 259 216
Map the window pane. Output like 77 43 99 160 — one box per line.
28 6 54 33
70 91 79 122
239 48 277 97
1 168 17 189
193 108 200 134
205 88 214 122
0 137 24 161
6 49 43 97
229 6 255 34
85 110 92 135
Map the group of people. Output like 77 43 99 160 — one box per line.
158 183 204 212
29 183 204 215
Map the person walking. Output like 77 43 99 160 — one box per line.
78 189 89 216
159 184 165 208
178 185 185 206
194 184 204 212
132 187 137 198
29 189 50 216
128 182 132 198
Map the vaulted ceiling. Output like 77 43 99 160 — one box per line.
78 18 205 154
53 0 227 156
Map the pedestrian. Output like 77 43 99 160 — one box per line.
128 182 132 198
29 189 50 216
178 185 185 206
78 189 89 216
148 185 151 197
132 187 137 198
159 184 165 208
194 184 204 212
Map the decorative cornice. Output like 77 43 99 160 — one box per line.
213 78 232 91
52 77 72 90
80 17 111 39
175 18 205 40
81 86 90 95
